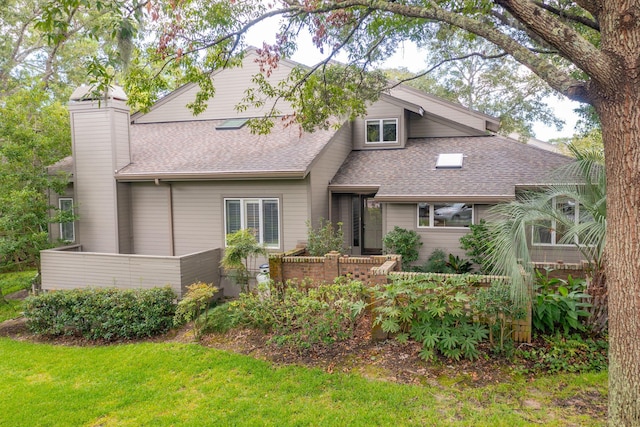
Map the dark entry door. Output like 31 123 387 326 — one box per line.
362 196 382 254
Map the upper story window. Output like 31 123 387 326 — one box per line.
418 202 473 228
365 118 398 144
59 198 75 242
532 197 587 246
224 198 280 248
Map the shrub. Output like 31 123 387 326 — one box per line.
445 254 473 274
230 277 368 350
382 226 422 266
306 218 345 256
372 275 487 361
415 249 452 273
201 303 238 334
24 287 176 340
174 282 218 340
221 229 267 293
459 219 496 274
532 271 591 335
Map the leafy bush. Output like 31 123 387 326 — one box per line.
473 281 526 352
517 334 608 373
445 254 473 274
372 275 487 361
306 218 345 256
24 287 176 340
533 271 591 335
174 282 218 340
201 303 238 334
459 219 496 274
414 249 452 273
383 226 422 266
230 277 368 350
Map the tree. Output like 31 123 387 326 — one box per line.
33 1 640 422
386 30 563 138
0 87 71 270
488 145 607 333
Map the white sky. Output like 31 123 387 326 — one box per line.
246 20 581 142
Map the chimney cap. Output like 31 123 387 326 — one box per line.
69 84 128 102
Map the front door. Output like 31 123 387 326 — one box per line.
362 196 382 254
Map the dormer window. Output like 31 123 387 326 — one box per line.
365 119 397 144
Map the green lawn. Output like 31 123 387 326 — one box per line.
0 338 607 426
0 270 36 322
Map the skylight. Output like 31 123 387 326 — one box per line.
436 153 464 169
216 118 248 130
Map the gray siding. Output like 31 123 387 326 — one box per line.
168 179 309 255
132 52 296 124
114 111 131 170
41 248 221 297
131 183 172 255
309 123 353 226
117 183 133 254
353 100 406 150
389 85 491 132
408 113 484 138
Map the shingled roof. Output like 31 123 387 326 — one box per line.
114 119 340 179
329 136 572 202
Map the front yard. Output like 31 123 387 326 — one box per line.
0 336 607 426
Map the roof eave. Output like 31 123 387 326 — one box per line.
372 194 515 203
115 170 308 182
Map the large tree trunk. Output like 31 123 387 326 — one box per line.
598 95 640 425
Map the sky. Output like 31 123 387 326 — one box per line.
245 20 581 142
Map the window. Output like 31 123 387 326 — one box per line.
532 197 582 245
59 198 75 242
417 202 473 228
216 118 248 129
436 153 464 169
224 198 280 248
365 119 397 144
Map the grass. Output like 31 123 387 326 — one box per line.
0 338 607 426
0 269 36 322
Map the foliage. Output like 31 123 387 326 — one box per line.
174 282 218 340
532 271 591 336
23 287 176 340
0 88 72 270
201 303 238 334
473 281 526 352
445 254 473 274
414 249 452 273
459 220 495 274
230 277 368 351
372 275 487 361
306 218 345 256
0 270 38 296
487 146 606 307
517 334 608 374
382 226 423 266
221 229 267 293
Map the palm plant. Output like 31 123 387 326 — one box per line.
486 145 607 333
220 229 267 293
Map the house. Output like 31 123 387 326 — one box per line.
42 49 579 296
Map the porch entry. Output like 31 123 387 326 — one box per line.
360 195 382 255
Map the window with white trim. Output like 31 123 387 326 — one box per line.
532 197 584 245
365 118 398 144
417 202 473 228
224 198 280 248
59 198 75 242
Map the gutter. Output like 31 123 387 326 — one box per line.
115 170 308 182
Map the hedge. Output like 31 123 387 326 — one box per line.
23 287 176 340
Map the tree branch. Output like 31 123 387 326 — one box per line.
532 1 599 31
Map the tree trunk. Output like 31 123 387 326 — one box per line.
597 94 640 425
